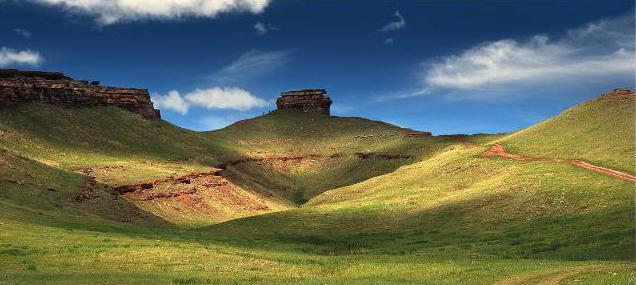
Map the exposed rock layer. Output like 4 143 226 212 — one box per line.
276 89 332 115
0 69 160 119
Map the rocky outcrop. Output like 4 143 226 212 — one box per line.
276 89 332 115
399 128 432 137
0 69 160 119
112 169 224 194
600 88 635 101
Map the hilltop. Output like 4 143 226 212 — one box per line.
0 72 633 285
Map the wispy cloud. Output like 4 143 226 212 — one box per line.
152 87 269 114
211 49 293 84
379 11 406 32
13 29 32 38
27 0 271 25
384 38 394 45
381 14 634 101
0 47 43 67
254 21 279 35
157 49 287 114
372 87 432 102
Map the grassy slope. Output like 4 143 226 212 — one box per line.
0 104 291 227
0 105 444 226
215 145 633 260
499 90 635 172
207 110 456 201
1 92 635 284
205 92 634 282
0 104 223 183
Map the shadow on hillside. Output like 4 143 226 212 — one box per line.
199 194 633 261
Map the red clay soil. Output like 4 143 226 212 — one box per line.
481 144 635 182
120 169 271 213
462 141 479 148
569 160 635 182
481 144 530 161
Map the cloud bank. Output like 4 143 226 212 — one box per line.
152 87 268 114
0 47 43 67
422 15 634 91
28 0 271 25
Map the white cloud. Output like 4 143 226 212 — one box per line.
212 49 292 83
384 38 394 45
422 15 635 91
184 87 268 111
28 0 271 25
379 11 406 32
151 90 189 114
13 29 32 38
254 21 278 35
152 87 268 114
0 47 43 67
254 22 268 35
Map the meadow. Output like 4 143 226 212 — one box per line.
0 90 634 284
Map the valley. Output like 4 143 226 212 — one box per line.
0 81 634 284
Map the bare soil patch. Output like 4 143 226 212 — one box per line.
481 144 635 182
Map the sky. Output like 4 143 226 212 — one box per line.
1 0 634 134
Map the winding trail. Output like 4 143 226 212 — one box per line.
481 144 635 182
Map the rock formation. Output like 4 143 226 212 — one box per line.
0 69 160 119
276 89 332 115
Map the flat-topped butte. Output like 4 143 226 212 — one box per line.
276 88 332 115
0 69 160 119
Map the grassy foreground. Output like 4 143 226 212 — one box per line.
0 90 634 284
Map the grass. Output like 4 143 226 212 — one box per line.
499 90 635 172
1 218 633 285
0 91 634 284
207 110 459 201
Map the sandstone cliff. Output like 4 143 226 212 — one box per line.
0 69 160 119
276 89 332 115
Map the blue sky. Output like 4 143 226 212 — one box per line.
1 0 634 134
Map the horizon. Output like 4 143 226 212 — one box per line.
1 0 634 134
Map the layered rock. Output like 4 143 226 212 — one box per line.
276 89 332 115
0 69 160 119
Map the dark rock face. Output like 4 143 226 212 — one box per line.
276 89 332 115
0 69 160 119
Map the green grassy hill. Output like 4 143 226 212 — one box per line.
499 89 635 172
0 104 289 228
0 90 634 284
207 110 457 202
0 104 446 227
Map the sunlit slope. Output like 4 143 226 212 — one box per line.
0 104 454 226
212 93 635 260
207 110 456 201
0 147 169 231
500 89 635 172
0 104 289 227
0 92 634 284
0 104 225 184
